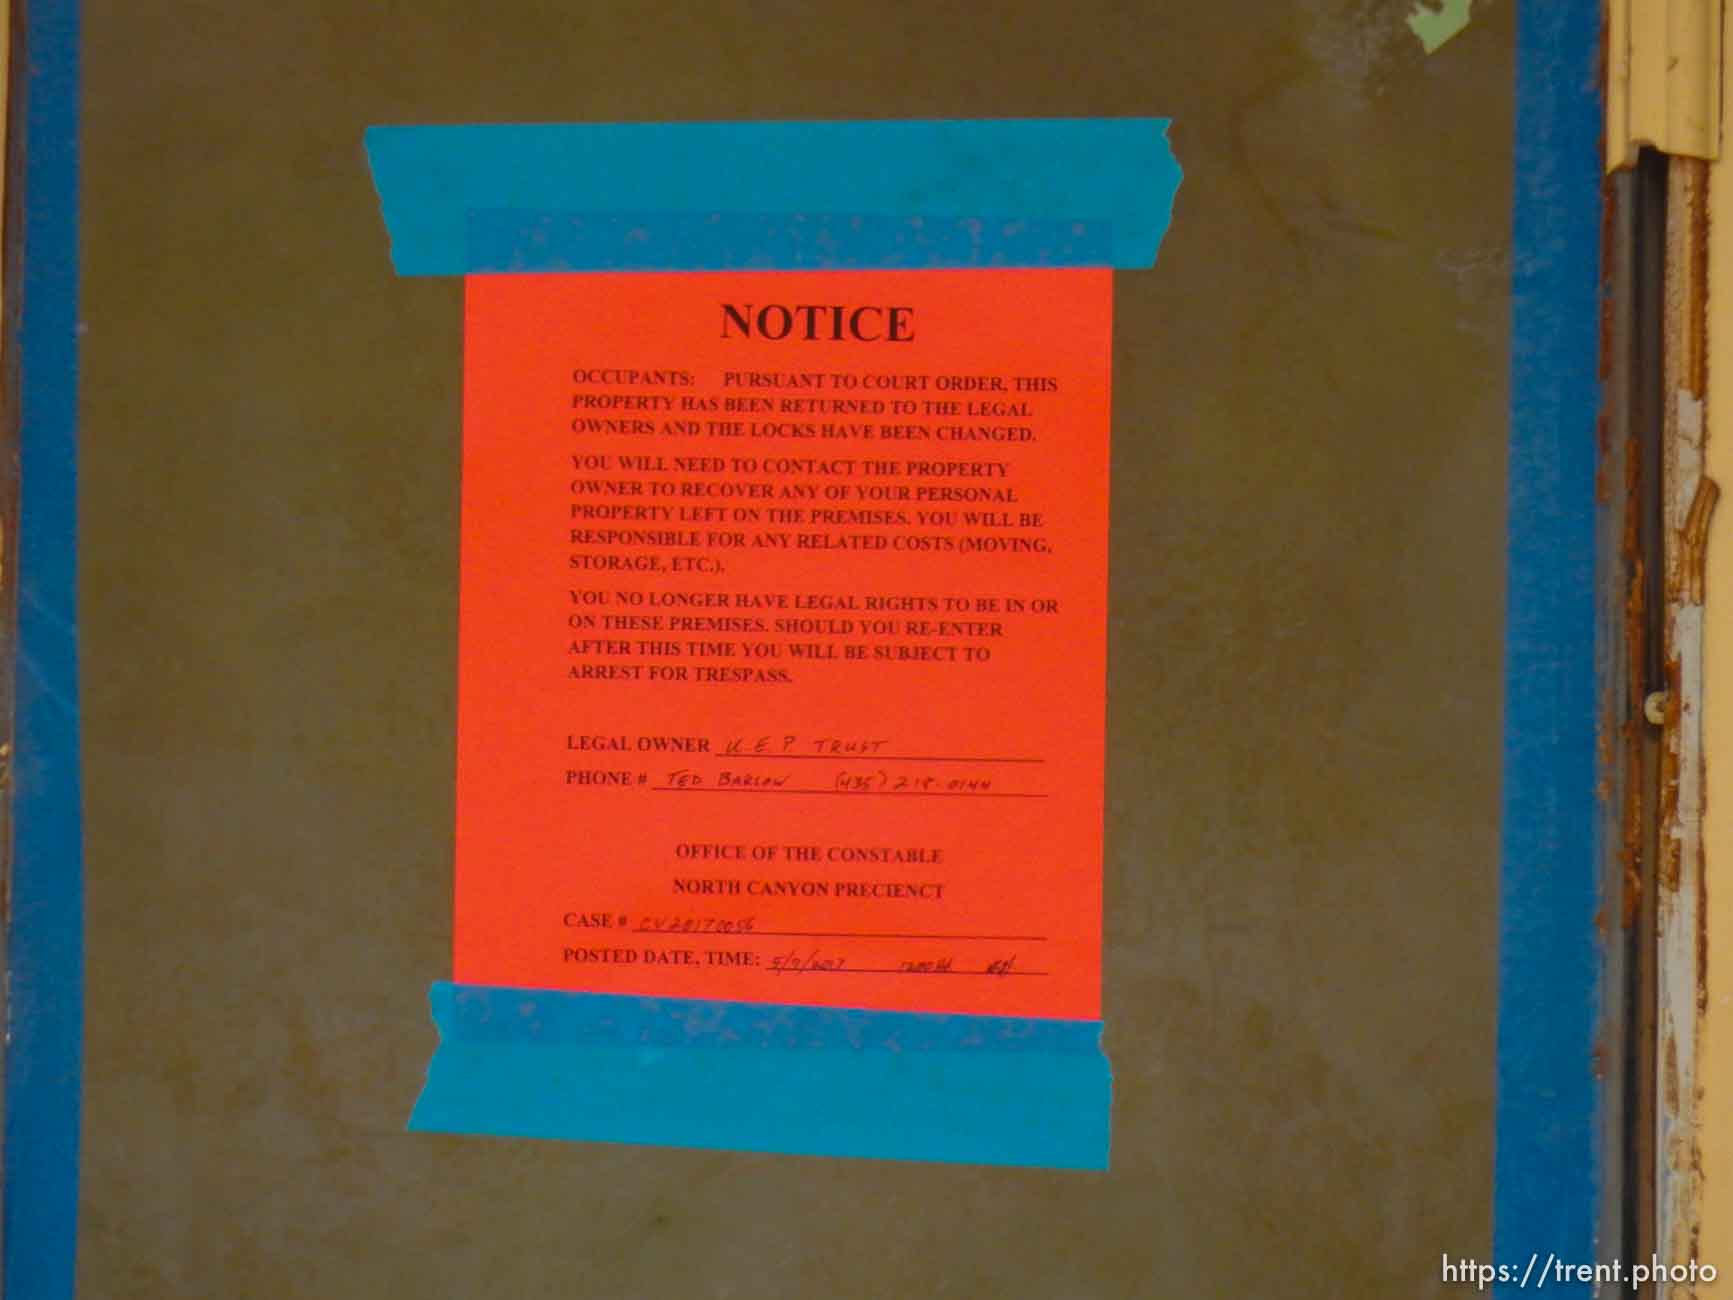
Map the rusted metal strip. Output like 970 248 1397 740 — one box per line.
1608 151 1666 1291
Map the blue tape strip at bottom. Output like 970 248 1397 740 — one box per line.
410 983 1111 1169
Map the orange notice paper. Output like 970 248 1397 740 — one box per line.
455 269 1110 1019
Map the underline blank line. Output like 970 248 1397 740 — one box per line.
715 754 1044 764
778 968 1049 977
651 787 1045 798
633 929 1049 941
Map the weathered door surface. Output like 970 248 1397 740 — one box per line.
75 3 1518 1294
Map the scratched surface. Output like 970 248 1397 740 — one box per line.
77 2 1511 1295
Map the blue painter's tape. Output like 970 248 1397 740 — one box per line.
365 119 1181 274
463 211 1115 274
1494 0 1604 1292
411 983 1112 1169
4 0 83 1296
379 119 1148 1166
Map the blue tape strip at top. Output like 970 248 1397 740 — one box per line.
412 983 1112 1170
462 211 1118 274
1494 0 1604 1289
4 0 83 1297
365 119 1181 274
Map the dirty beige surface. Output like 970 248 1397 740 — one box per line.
78 3 1511 1296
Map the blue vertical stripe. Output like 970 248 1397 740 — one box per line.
4 0 83 1296
1495 0 1604 1292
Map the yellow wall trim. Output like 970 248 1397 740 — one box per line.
1609 0 1724 170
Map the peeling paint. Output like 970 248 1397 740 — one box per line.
1666 1023 1681 1115
1405 0 1472 53
1658 156 1710 1298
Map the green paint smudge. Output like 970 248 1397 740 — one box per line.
1406 0 1472 53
